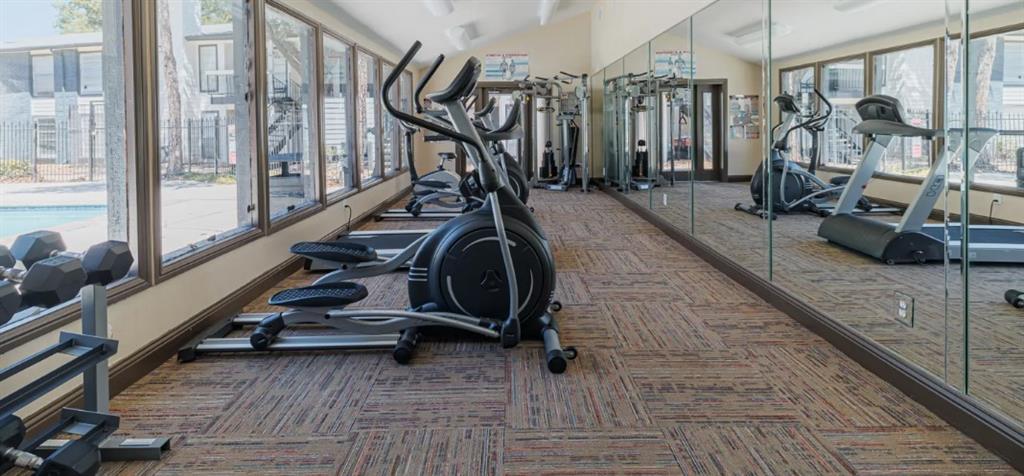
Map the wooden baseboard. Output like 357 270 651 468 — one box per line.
23 186 412 435
602 184 1024 472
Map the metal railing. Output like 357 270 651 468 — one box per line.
0 116 107 183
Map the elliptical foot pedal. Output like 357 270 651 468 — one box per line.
290 241 378 265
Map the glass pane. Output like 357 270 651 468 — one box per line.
872 44 935 176
399 71 413 171
650 18 693 234
964 2 1024 426
0 0 133 330
322 34 354 196
779 67 816 163
821 57 865 169
357 51 380 182
157 0 256 261
381 63 396 175
266 5 318 219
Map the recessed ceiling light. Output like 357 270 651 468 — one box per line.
729 21 792 47
834 0 886 13
446 25 471 51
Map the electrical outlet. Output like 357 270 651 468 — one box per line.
993 194 1004 205
895 291 915 327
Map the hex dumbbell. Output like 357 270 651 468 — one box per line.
1007 289 1024 309
0 246 87 310
0 281 20 326
12 231 133 285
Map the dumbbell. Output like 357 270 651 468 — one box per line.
12 231 133 285
1 414 101 476
0 281 21 326
1007 289 1024 309
0 248 87 310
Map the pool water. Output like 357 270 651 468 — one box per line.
0 205 108 238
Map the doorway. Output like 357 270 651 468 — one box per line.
660 80 725 182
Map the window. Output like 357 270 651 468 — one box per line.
950 28 1024 188
873 44 935 176
322 34 355 196
157 0 257 262
0 0 132 332
198 45 219 93
357 50 380 182
265 5 319 220
79 51 103 96
779 66 816 164
31 54 54 97
399 70 414 171
381 63 396 175
820 57 865 168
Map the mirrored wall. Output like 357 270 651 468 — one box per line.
597 0 1024 429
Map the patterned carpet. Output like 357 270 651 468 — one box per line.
95 189 1017 475
625 181 1024 427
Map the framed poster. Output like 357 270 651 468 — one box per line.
484 53 529 81
729 95 761 139
654 50 695 77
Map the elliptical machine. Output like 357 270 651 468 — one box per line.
180 42 576 373
736 89 894 219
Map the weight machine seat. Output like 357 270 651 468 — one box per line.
290 241 378 263
269 282 368 308
426 57 481 104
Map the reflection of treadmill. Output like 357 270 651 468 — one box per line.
631 140 656 190
818 94 1023 264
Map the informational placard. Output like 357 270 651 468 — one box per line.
484 54 529 81
654 50 695 77
729 95 761 140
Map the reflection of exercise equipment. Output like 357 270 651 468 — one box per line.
818 94 1023 264
604 73 668 191
735 89 897 219
529 73 589 191
1007 289 1023 308
631 140 653 189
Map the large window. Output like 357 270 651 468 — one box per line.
779 66 816 164
873 44 935 176
381 63 397 175
0 0 132 330
31 54 54 97
265 5 319 219
157 0 257 261
357 50 380 182
820 57 865 169
323 34 354 196
950 28 1024 189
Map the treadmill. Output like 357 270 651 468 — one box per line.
818 94 1022 264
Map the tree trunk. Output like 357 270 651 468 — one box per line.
158 0 185 175
974 37 996 121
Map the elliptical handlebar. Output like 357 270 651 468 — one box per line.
414 54 445 114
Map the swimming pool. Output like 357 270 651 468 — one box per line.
0 205 107 238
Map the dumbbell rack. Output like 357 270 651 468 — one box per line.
1 284 169 472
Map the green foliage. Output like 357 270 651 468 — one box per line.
53 0 103 34
200 0 233 25
0 161 32 180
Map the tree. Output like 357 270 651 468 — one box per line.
53 0 103 33
200 0 232 25
158 0 185 175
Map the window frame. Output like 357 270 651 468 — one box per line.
263 0 324 231
78 50 104 96
30 53 55 98
320 29 359 204
777 62 818 166
398 69 414 173
198 44 220 93
381 60 399 177
355 46 383 188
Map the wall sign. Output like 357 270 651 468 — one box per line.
484 53 529 81
654 50 695 77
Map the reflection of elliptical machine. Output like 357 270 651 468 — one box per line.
735 88 895 219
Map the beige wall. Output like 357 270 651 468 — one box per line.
772 10 1024 223
691 43 763 177
589 0 714 73
0 0 415 419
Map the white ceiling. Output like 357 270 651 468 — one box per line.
691 0 1021 63
321 0 594 66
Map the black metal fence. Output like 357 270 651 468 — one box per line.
159 117 234 177
0 115 107 182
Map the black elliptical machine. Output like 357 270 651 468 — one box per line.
736 89 884 219
188 42 576 373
